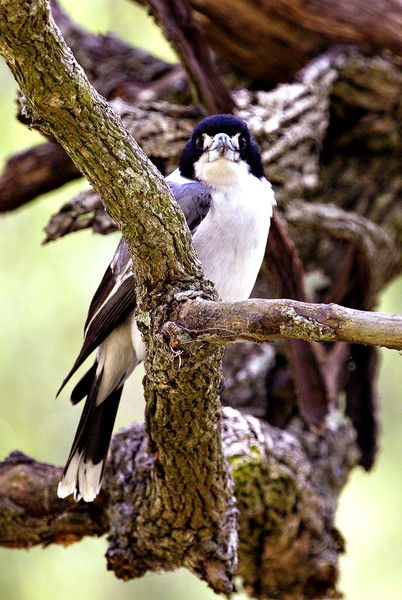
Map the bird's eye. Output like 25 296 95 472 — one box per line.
239 136 247 149
195 135 204 150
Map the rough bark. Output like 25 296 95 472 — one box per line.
0 0 190 213
50 1 188 104
0 451 107 548
0 408 359 599
166 298 402 350
0 0 237 593
1 3 401 217
38 49 401 462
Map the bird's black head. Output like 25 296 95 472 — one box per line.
179 114 265 181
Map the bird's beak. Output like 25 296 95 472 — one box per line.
204 133 240 163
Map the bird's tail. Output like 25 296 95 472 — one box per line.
57 363 123 502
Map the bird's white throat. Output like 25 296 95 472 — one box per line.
194 155 249 188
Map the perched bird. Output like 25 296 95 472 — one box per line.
57 114 276 502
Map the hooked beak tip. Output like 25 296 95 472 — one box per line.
205 134 238 162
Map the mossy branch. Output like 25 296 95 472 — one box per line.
0 0 235 592
0 405 358 598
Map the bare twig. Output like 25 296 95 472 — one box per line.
167 298 402 351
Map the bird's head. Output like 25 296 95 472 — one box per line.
179 114 265 186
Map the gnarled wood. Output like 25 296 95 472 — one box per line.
186 0 402 82
0 451 107 548
0 0 401 597
0 407 359 598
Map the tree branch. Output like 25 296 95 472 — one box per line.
0 1 190 214
0 451 107 548
165 298 402 351
0 1 400 596
144 0 236 113
266 212 331 427
187 0 402 82
0 142 81 213
0 407 359 598
0 0 237 591
0 1 195 288
50 1 188 104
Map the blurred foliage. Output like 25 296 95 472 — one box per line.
0 1 400 599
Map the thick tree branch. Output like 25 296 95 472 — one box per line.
166 298 402 351
187 0 402 82
0 0 237 592
0 2 196 290
0 1 190 214
0 407 359 598
0 451 107 548
0 101 201 217
1 2 401 215
0 1 400 596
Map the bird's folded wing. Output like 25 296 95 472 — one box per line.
57 276 136 396
84 236 133 330
168 180 212 233
58 180 212 395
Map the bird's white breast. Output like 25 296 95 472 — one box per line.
192 166 275 301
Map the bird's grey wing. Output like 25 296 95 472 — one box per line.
82 182 212 358
57 238 136 395
168 181 212 233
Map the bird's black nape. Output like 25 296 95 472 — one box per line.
179 114 265 180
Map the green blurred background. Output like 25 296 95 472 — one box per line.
0 2 400 598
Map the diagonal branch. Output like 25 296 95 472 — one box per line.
143 0 236 114
0 0 236 592
267 212 330 426
0 2 191 287
0 2 399 596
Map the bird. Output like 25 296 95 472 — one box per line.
57 114 276 502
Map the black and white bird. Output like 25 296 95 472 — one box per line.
57 114 276 502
